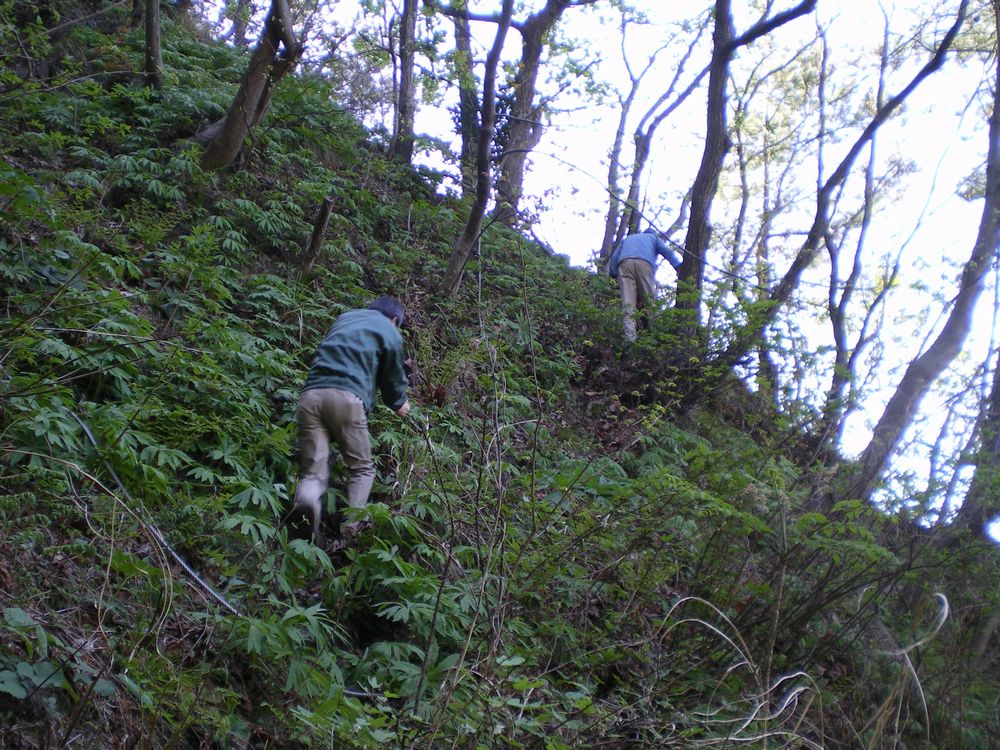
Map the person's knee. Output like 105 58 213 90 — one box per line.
349 460 375 481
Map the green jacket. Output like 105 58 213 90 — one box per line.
302 309 408 413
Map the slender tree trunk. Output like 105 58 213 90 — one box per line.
677 0 733 330
250 47 297 128
720 0 966 371
598 12 680 271
144 0 162 89
755 137 779 404
492 4 560 227
435 0 592 223
201 33 278 167
599 100 633 270
971 612 999 658
601 18 710 269
224 0 251 46
390 0 418 162
678 0 817 337
846 9 994 503
955 345 1000 541
816 23 889 453
452 14 478 200
300 195 335 275
492 0 597 228
437 0 514 297
200 0 301 170
619 131 651 238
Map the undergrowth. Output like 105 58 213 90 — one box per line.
0 7 997 750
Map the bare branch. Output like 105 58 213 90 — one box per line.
721 0 970 367
728 0 818 52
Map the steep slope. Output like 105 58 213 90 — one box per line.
1 12 997 750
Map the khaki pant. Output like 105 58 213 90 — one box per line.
617 257 656 341
294 388 375 527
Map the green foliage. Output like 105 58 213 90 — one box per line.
0 606 115 713
0 9 997 749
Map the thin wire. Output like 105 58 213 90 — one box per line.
69 409 242 616
68 407 384 701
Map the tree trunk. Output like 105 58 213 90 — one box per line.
200 0 301 170
815 25 889 454
452 13 479 200
755 139 779 404
144 0 161 89
599 102 633 270
491 2 562 227
678 0 817 337
390 0 418 163
955 346 1000 541
224 0 251 46
437 0 514 298
676 0 732 331
599 23 710 271
433 0 592 224
618 131 651 239
846 3 992 504
492 0 597 228
300 195 335 275
597 12 684 271
249 48 297 129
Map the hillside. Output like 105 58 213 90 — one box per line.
2 8 999 750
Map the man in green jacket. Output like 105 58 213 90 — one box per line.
290 296 410 544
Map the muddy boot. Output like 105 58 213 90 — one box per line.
285 497 323 545
338 519 372 548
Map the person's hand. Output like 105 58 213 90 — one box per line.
396 399 410 417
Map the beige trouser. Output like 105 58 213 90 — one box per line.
617 257 656 342
294 388 375 521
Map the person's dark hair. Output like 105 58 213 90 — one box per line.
369 296 406 327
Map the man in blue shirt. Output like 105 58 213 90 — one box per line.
290 296 410 545
608 230 683 342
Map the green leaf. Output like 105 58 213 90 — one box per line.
0 670 27 699
20 660 67 689
4 607 36 628
91 678 116 697
118 673 154 708
109 549 160 579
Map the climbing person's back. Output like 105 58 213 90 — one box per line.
304 308 408 414
608 230 682 342
290 297 410 545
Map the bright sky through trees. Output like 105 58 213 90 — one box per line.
291 0 997 535
400 0 997 534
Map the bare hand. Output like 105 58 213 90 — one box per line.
396 399 410 417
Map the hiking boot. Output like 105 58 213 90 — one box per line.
286 498 323 545
340 519 372 544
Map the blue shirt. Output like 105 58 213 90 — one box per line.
609 232 682 279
